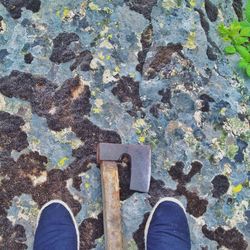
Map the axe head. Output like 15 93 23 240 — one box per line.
97 143 151 193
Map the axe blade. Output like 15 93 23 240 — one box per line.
97 143 151 193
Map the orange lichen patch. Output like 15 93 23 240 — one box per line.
70 81 86 100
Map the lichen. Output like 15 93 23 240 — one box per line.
185 31 197 49
88 2 101 11
0 0 249 249
162 0 182 10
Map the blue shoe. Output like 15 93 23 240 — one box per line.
33 200 79 250
145 198 191 250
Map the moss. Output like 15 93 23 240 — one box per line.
92 107 102 113
57 157 69 168
223 117 249 137
226 144 239 159
232 184 243 194
127 239 137 250
133 119 157 146
63 7 70 18
138 136 145 143
88 2 100 11
189 0 196 7
103 7 113 14
114 66 120 73
84 182 90 189
98 52 105 60
162 0 182 10
185 32 196 49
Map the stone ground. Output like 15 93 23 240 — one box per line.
0 0 249 249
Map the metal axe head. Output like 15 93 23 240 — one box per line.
97 143 151 193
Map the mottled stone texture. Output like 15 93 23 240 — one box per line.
0 0 249 249
0 0 41 19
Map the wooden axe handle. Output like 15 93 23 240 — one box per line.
100 161 123 250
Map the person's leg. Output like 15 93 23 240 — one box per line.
33 200 79 250
145 197 191 250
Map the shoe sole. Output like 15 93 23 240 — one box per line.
35 199 80 250
144 197 186 250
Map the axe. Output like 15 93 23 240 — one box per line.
97 143 151 250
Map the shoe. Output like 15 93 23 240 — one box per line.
33 200 79 250
145 197 191 250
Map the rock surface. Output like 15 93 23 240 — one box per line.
0 0 249 249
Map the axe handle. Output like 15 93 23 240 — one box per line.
100 161 123 250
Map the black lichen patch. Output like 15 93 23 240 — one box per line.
195 8 221 58
233 0 243 21
205 0 218 22
195 8 210 35
177 185 208 217
201 246 209 250
50 32 80 64
0 151 82 249
70 50 93 71
144 43 183 79
202 225 248 250
135 167 208 246
198 98 210 112
136 24 153 74
64 118 121 178
158 88 172 107
0 219 27 249
125 0 158 20
32 169 81 215
133 212 150 250
0 71 122 248
149 103 160 118
24 52 33 64
0 152 46 208
112 76 143 116
46 76 92 131
168 161 186 183
0 70 121 175
168 161 208 217
79 212 104 250
211 175 230 198
206 45 217 61
168 161 202 185
0 0 41 19
0 111 29 154
72 176 82 192
0 70 56 117
148 177 177 206
0 151 46 249
146 162 207 218
0 71 90 130
71 119 121 160
199 94 215 103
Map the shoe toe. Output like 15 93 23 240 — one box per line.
34 202 78 250
146 200 191 250
38 203 75 227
